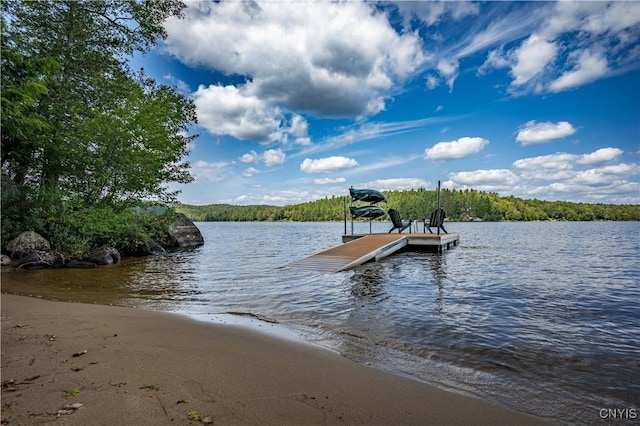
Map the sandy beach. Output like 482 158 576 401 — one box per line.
1 293 546 425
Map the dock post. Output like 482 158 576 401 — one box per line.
349 191 354 235
343 196 347 235
436 180 441 235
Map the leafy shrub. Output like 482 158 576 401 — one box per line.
1 187 176 258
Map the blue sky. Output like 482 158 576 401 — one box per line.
132 1 640 206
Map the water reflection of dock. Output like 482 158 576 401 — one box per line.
288 232 459 272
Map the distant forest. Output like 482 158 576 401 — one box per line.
173 188 640 222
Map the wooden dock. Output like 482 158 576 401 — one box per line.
288 232 460 272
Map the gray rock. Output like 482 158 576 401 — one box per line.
135 239 166 256
166 214 204 248
85 245 120 265
6 231 50 259
1 254 12 266
16 250 64 269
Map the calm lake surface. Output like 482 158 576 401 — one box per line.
3 221 639 424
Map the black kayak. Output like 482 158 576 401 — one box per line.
349 187 387 204
350 205 387 219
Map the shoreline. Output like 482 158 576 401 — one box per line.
1 294 547 425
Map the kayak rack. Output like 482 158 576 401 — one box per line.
288 183 459 273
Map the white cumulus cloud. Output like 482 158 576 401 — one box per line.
516 121 577 145
596 163 640 176
193 85 313 145
242 167 260 177
549 49 609 92
395 1 479 27
513 152 578 170
165 1 425 118
479 1 640 95
190 160 233 183
511 34 558 87
425 74 439 90
437 58 460 90
263 149 286 167
284 114 312 146
314 177 346 185
193 85 284 143
239 148 286 167
240 150 261 163
300 156 358 173
449 169 519 186
425 137 489 160
570 169 611 186
505 146 639 203
360 178 430 191
577 147 623 165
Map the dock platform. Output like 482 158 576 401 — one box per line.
288 232 459 272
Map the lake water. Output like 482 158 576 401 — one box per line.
3 221 639 424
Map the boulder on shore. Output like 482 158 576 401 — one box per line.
134 238 167 256
16 250 64 269
84 245 121 265
6 231 51 259
166 214 204 248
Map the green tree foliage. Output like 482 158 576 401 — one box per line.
1 0 193 198
173 189 640 223
0 15 56 185
1 0 194 256
69 70 195 205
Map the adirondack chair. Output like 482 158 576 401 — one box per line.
388 209 412 233
425 208 447 234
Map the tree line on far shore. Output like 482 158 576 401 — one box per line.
173 188 640 222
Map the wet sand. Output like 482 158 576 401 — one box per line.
1 294 546 425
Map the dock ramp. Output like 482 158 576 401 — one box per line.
287 234 408 272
